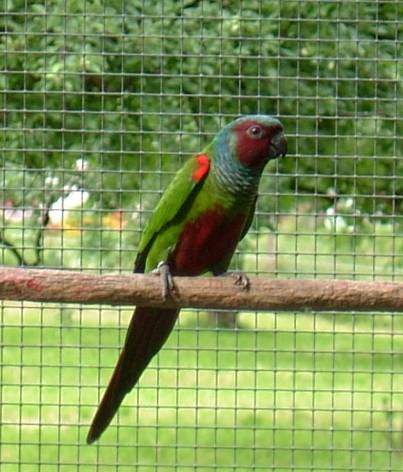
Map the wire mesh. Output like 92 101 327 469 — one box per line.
0 0 402 470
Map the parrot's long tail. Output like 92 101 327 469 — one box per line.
86 306 179 444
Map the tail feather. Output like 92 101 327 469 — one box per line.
86 306 179 444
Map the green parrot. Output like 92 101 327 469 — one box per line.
87 115 287 443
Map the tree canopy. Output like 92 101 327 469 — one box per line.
1 1 401 225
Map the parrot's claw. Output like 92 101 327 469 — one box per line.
223 271 250 291
153 262 175 300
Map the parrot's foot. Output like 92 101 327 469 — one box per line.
223 271 250 291
153 262 175 300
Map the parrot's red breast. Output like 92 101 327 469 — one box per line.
170 208 247 276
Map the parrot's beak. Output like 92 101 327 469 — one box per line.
269 131 287 159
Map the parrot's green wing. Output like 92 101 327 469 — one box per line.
134 153 210 273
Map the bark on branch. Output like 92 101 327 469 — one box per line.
0 267 402 313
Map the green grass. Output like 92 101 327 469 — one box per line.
1 215 402 469
242 214 403 281
1 304 403 471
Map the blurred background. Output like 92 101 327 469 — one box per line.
0 1 402 470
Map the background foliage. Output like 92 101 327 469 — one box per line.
1 1 401 251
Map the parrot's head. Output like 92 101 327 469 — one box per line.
218 115 287 170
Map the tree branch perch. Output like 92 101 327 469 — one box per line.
0 267 402 313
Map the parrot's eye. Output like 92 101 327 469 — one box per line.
247 125 264 139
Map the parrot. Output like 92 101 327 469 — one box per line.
86 115 287 444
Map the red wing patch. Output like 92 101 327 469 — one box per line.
192 154 210 182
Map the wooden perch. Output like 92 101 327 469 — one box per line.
0 267 402 313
